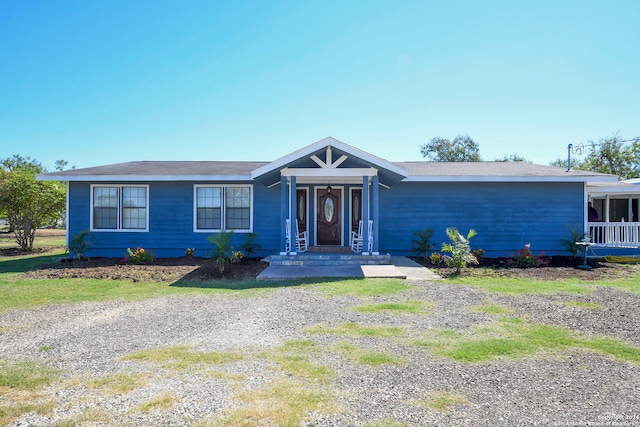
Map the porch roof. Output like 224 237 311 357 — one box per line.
587 181 640 197
250 137 409 187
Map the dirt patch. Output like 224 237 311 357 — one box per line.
411 256 636 280
26 256 268 282
21 251 637 283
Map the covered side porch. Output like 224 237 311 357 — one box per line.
587 180 640 249
251 138 408 257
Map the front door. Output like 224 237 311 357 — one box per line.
317 188 341 245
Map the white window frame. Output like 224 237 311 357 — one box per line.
193 184 253 233
90 184 150 232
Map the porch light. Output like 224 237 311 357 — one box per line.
326 184 332 193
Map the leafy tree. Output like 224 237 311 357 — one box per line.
54 160 68 171
0 169 66 250
495 154 530 162
420 135 482 162
551 135 640 180
2 154 45 173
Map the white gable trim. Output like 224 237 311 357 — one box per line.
250 137 408 179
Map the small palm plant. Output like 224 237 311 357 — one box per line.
240 232 261 258
411 227 434 259
560 224 587 258
441 227 478 274
208 231 234 273
67 229 94 259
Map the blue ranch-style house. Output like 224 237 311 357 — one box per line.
39 137 640 260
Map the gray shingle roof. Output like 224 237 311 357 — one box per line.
396 161 614 179
38 159 617 183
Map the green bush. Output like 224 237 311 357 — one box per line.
68 230 94 259
240 232 261 258
441 227 478 274
411 228 434 259
125 247 155 264
560 224 587 258
208 231 234 273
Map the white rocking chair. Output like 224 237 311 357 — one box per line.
350 220 373 253
285 219 308 253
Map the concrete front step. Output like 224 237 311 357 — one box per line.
267 253 391 266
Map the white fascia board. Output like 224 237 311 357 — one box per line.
251 137 408 179
403 175 619 183
281 167 378 177
37 174 253 182
587 185 640 195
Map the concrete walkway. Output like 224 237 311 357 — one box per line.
256 256 442 281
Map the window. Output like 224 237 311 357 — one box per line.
91 185 148 231
195 185 252 231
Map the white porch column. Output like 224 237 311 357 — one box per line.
289 175 297 255
280 175 288 255
362 175 370 255
371 175 379 255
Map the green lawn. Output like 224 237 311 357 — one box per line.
446 265 640 294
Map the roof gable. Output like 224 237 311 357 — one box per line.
250 137 408 187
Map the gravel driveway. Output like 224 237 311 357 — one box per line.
1 279 640 426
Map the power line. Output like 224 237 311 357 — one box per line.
566 137 639 171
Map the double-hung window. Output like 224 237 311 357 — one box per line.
91 185 149 231
195 185 252 231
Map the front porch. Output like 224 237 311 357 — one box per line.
587 180 640 249
588 222 640 248
250 139 409 257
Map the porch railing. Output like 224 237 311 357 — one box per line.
588 222 640 248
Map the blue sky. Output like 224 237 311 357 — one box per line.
1 0 638 170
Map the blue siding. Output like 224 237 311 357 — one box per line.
68 181 282 258
68 180 594 259
378 182 585 257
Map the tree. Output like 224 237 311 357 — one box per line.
420 135 482 162
2 154 44 173
551 135 640 180
0 168 66 251
495 154 530 162
54 160 68 171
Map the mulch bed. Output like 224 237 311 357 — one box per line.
25 256 269 283
6 246 636 282
411 255 636 280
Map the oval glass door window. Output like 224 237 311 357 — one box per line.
353 195 359 222
324 198 334 222
298 195 305 221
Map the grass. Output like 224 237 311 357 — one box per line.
214 379 336 426
469 301 513 315
0 358 58 426
446 265 640 295
354 300 434 315
306 321 405 338
0 228 66 250
0 359 58 390
558 301 604 309
123 345 243 369
0 399 56 426
136 392 178 412
308 278 414 297
0 250 276 313
422 391 468 412
260 339 334 384
414 316 640 364
86 371 149 394
334 341 405 366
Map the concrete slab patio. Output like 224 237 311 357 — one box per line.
256 256 441 280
